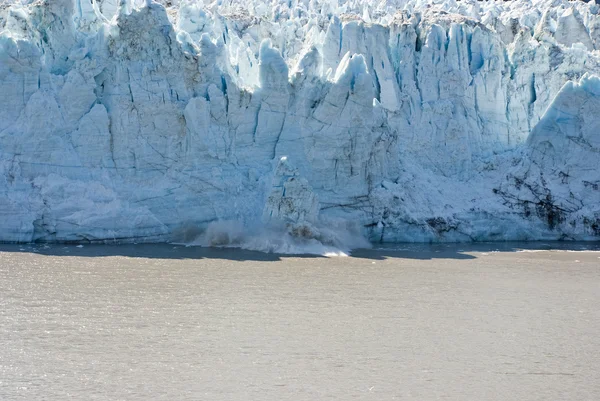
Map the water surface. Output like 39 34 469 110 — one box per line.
1 243 599 400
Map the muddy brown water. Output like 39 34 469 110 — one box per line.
1 243 599 400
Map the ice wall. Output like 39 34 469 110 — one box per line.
495 74 600 239
0 0 599 245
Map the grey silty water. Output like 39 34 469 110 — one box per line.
0 243 599 400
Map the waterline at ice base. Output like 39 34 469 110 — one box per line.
0 0 599 254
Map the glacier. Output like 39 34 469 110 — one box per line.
0 0 599 250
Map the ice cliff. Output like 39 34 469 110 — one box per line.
0 0 599 248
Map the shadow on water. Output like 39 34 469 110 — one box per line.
354 241 600 261
0 241 599 262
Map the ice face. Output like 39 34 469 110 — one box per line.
0 0 599 248
495 75 600 240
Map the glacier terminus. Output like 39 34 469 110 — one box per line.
0 0 599 252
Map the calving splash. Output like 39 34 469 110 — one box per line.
192 219 370 256
183 156 371 255
0 0 599 251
